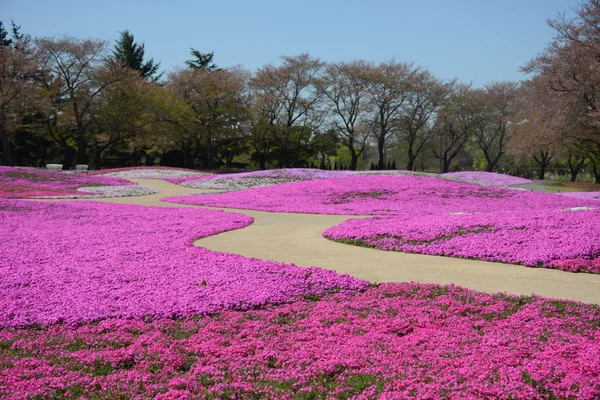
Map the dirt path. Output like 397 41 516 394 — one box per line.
86 178 600 304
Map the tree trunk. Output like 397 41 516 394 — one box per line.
406 157 415 171
92 148 103 170
0 117 13 166
442 156 451 174
593 164 600 184
533 151 551 180
567 154 586 182
377 134 385 170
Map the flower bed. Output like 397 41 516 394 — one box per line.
0 200 365 327
170 168 352 191
323 209 600 273
1 283 598 399
0 167 135 199
442 171 534 186
163 175 592 215
91 166 213 180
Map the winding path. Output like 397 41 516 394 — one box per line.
86 178 600 304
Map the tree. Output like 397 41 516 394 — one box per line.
111 30 161 81
471 82 519 172
252 53 325 167
522 0 600 181
366 60 416 170
433 84 480 173
507 80 567 179
399 69 452 170
321 60 373 170
0 21 37 165
36 36 119 166
186 49 219 71
166 67 249 169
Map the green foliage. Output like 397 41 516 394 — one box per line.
111 30 161 81
186 49 219 71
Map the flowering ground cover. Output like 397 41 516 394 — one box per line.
324 209 600 273
164 175 600 273
0 166 136 198
92 166 213 180
1 283 599 399
163 175 593 215
442 171 534 186
0 199 365 327
170 168 352 191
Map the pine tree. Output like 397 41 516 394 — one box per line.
370 162 375 170
186 49 219 71
111 30 161 80
391 159 396 170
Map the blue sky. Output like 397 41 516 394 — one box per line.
2 0 578 85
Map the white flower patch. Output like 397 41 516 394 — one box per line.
560 207 597 212
99 169 210 179
182 177 300 192
37 185 159 199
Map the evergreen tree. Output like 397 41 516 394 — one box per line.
386 160 391 170
186 49 219 71
391 159 396 170
111 30 161 81
370 162 375 170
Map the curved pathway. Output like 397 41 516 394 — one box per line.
85 178 600 304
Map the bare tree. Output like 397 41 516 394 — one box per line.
433 83 480 173
36 37 116 166
399 69 453 170
252 53 325 167
366 60 415 169
472 82 519 172
321 60 372 170
0 29 38 165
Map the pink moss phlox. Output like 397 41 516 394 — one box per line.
1 283 598 399
162 175 594 215
0 166 134 199
0 199 366 327
324 209 600 273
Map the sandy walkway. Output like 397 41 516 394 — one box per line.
83 178 600 304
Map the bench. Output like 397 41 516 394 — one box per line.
75 164 89 173
46 164 63 172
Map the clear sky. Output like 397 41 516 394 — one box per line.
2 0 579 85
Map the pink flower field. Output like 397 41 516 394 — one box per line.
0 199 365 327
2 284 599 399
163 175 590 215
0 167 134 198
2 170 600 398
164 175 600 273
324 209 600 273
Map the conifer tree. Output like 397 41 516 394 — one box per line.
186 49 219 71
111 30 161 81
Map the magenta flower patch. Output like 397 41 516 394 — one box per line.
324 209 600 273
0 200 366 327
0 167 134 198
1 283 599 399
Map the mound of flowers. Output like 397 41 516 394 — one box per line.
91 166 213 180
442 171 534 186
0 199 365 327
164 175 600 273
324 209 600 273
1 283 599 399
163 175 591 215
168 168 352 191
0 166 142 198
